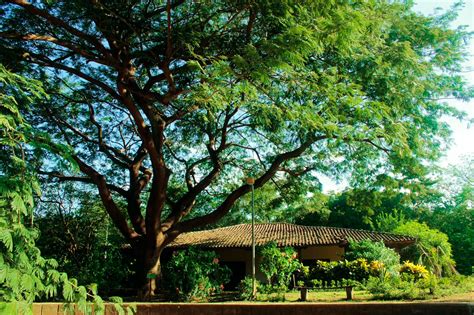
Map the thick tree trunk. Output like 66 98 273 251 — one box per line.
136 238 166 300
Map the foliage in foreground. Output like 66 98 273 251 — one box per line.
0 65 130 314
162 247 231 301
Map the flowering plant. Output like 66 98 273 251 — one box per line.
258 242 303 289
400 261 429 280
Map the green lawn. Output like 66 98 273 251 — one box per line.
256 290 371 302
254 289 473 303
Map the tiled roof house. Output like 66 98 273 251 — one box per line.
168 223 415 249
166 223 415 289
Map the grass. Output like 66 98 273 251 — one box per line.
251 289 473 303
253 277 474 303
432 292 474 302
256 290 372 302
136 276 474 303
176 288 472 304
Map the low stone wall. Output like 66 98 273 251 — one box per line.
31 302 473 315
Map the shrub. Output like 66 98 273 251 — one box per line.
400 261 429 280
345 239 400 274
369 260 385 276
366 270 474 300
162 247 231 301
365 275 431 300
258 242 303 289
394 221 456 277
238 276 259 300
309 258 381 285
259 283 288 294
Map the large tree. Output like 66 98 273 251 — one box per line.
0 0 471 297
425 156 474 274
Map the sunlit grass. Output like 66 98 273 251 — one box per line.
256 290 373 302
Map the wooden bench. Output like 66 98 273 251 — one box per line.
297 286 353 301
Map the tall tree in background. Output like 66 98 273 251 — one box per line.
35 186 132 293
296 175 439 230
0 0 471 297
427 156 473 274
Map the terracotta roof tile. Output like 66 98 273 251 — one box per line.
167 223 415 248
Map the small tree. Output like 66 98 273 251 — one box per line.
258 242 302 289
394 221 456 277
427 156 474 275
374 210 407 233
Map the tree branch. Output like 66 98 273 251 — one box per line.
39 171 128 197
71 156 140 240
24 52 120 100
127 145 150 235
6 0 109 55
169 135 327 234
0 32 114 67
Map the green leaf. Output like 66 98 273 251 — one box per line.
20 274 35 292
127 304 137 315
62 282 74 301
112 303 125 315
0 303 19 315
0 229 13 252
44 285 57 298
47 269 60 283
109 296 123 304
0 265 9 283
11 194 27 215
93 295 104 313
87 283 98 295
76 298 87 315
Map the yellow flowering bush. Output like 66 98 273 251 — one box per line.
400 261 429 280
369 260 385 276
309 258 385 284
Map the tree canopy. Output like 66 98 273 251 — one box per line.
1 0 471 296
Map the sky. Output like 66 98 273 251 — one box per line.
320 0 474 192
414 0 474 167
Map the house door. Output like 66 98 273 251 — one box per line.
221 261 246 290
